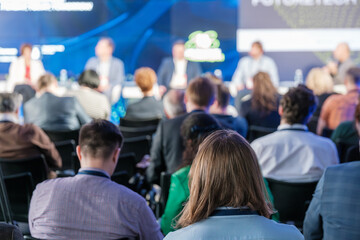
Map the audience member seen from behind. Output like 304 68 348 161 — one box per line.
0 93 61 178
0 223 25 240
251 85 339 182
147 77 215 184
317 67 360 135
24 74 92 131
165 130 303 240
237 72 281 130
29 120 163 240
163 89 186 119
7 43 45 92
67 70 111 120
124 67 163 120
161 113 221 235
325 42 354 85
305 68 335 133
303 161 360 240
209 82 248 137
85 37 124 103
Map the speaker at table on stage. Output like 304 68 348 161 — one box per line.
157 40 202 96
85 37 125 104
230 41 279 95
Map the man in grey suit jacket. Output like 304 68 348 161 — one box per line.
24 74 91 131
85 37 124 103
157 41 202 95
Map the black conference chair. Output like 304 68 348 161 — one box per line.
0 155 48 188
247 125 277 142
121 135 152 163
334 139 358 163
321 127 333 138
13 84 36 104
155 172 172 218
120 117 161 128
266 178 318 228
344 145 360 163
119 117 161 138
54 140 77 176
111 153 137 187
43 129 79 145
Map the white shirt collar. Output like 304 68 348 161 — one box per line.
0 113 19 124
277 124 308 131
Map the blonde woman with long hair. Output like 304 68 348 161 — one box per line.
165 130 303 240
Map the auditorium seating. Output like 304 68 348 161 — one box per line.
121 135 152 163
54 140 77 176
266 178 318 228
334 139 358 163
155 172 172 218
343 145 360 163
111 153 136 187
247 125 277 142
119 117 161 138
43 129 80 145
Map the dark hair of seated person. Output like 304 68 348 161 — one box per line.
78 70 100 89
79 119 124 159
179 112 221 169
280 84 317 125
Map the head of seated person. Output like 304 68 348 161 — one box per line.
305 68 333 96
280 85 317 126
344 67 360 92
209 80 231 115
180 112 221 169
78 70 100 90
77 119 124 176
163 89 186 119
0 92 22 117
134 67 157 97
36 73 58 94
251 72 278 114
177 130 273 228
185 76 215 113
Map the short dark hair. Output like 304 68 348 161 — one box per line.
78 70 100 89
79 120 124 159
215 83 230 109
186 77 215 108
0 93 22 113
346 67 360 85
37 74 57 90
280 85 317 124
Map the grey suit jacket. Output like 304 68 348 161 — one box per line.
24 92 92 131
124 96 164 120
157 57 202 88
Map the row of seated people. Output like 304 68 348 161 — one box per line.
1 69 360 239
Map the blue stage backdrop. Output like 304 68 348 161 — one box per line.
0 0 239 81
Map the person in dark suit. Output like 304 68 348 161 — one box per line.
157 41 202 96
146 76 215 184
85 37 125 103
24 74 92 131
124 67 163 120
209 79 248 137
304 161 360 239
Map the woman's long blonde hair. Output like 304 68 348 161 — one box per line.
177 130 273 228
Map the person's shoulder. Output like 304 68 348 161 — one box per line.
257 217 304 239
172 166 190 182
112 56 124 64
164 113 188 126
106 180 147 205
326 161 360 174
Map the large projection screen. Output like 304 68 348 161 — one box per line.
237 0 360 82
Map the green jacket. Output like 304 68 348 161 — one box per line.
160 166 279 235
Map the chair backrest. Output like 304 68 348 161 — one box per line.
157 172 172 218
119 125 158 138
0 155 48 188
120 117 161 128
43 129 79 145
0 167 13 224
335 139 358 163
121 135 152 163
344 145 360 163
266 178 318 227
54 140 76 171
111 153 137 187
321 127 333 138
247 125 277 142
